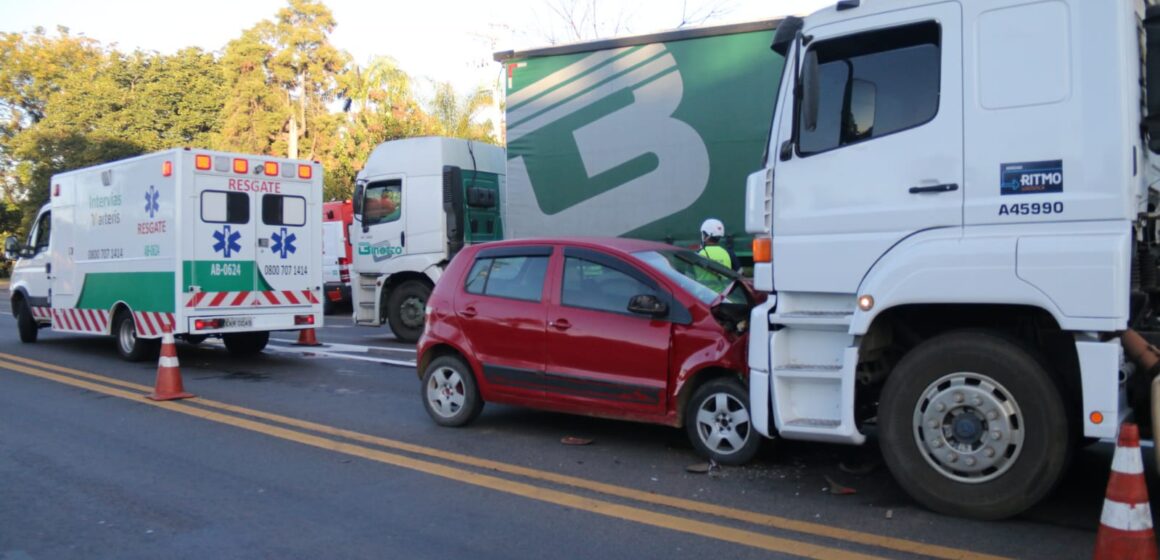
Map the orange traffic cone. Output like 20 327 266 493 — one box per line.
293 327 322 347
146 322 194 401
1094 422 1157 560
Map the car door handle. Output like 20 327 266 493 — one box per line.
909 183 959 194
548 318 571 331
460 306 477 318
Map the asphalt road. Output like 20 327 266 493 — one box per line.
0 308 1149 559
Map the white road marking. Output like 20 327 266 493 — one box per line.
269 337 416 354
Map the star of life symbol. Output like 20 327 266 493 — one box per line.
145 186 160 219
271 227 296 259
213 225 242 258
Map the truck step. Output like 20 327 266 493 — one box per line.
770 311 852 329
784 418 842 428
773 364 843 379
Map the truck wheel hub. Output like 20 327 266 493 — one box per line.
912 372 1024 483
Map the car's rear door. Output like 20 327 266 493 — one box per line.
542 247 672 417
453 245 552 403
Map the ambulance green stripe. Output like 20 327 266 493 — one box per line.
75 272 176 312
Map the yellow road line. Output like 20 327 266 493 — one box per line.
0 352 1008 560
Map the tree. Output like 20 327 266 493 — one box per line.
6 47 226 223
324 56 435 200
216 0 349 161
428 82 496 144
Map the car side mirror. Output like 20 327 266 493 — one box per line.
627 294 668 317
4 236 20 259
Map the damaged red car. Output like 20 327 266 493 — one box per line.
416 237 762 464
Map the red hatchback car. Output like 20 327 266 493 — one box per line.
416 237 762 464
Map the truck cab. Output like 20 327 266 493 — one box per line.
745 0 1156 518
350 137 504 342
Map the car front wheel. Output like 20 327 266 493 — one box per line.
685 378 761 465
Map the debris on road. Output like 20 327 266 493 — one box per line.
561 436 593 446
823 475 857 495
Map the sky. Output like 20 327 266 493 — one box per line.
0 0 834 98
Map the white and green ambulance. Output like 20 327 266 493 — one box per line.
5 148 324 360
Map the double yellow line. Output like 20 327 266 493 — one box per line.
0 352 1006 560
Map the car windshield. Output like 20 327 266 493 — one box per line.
633 249 746 305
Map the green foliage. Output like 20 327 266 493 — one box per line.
0 0 502 234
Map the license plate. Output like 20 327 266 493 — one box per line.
223 317 253 328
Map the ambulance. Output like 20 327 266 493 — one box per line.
5 148 324 361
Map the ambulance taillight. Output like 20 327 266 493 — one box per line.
162 161 173 177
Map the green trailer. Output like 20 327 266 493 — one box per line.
494 20 784 257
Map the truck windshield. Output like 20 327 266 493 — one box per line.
633 249 745 305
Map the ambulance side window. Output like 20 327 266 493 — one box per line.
201 191 250 224
30 211 50 253
262 195 306 226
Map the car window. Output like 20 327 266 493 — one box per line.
464 255 548 302
633 249 746 306
561 256 656 314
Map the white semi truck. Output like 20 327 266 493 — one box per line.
349 137 505 342
7 148 324 360
744 0 1160 519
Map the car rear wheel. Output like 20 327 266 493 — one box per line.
685 378 761 465
421 355 483 427
14 298 38 343
387 280 431 343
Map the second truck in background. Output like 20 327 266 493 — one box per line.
350 20 784 342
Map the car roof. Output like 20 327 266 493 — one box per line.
470 237 683 256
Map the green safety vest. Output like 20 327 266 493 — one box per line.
699 245 732 270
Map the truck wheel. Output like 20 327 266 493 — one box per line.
114 312 156 362
421 355 483 427
685 378 761 465
14 299 38 343
387 280 431 343
878 331 1071 520
223 331 269 356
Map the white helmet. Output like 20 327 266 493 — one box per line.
700 218 725 240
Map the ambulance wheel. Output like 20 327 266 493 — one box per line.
223 331 269 356
115 312 155 362
387 280 430 343
14 299 37 343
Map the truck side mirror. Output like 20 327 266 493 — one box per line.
3 235 19 259
801 50 821 132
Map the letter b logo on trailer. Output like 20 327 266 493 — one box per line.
504 44 710 238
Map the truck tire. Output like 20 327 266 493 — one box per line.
878 331 1071 520
223 331 269 356
14 299 37 343
387 280 431 343
421 355 483 427
685 378 762 465
114 311 156 362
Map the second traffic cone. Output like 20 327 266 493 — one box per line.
1094 422 1157 560
146 322 194 401
293 327 322 347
